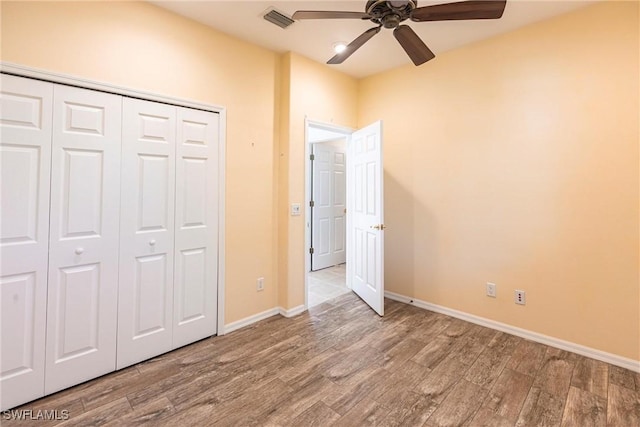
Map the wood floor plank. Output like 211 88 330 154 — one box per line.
427 379 487 427
561 386 606 427
516 386 565 427
5 390 85 427
571 357 609 398
464 332 520 389
56 397 132 427
376 390 438 427
288 401 341 427
322 365 389 415
447 324 499 367
103 397 175 426
482 368 533 422
331 397 389 427
381 338 427 372
507 339 547 377
607 383 640 426
416 355 470 403
167 355 289 412
260 374 337 425
469 407 515 427
371 360 433 407
411 334 457 369
405 313 453 344
166 377 293 427
533 347 577 398
608 365 637 391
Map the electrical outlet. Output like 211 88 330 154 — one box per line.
515 290 526 305
257 277 264 291
486 282 496 298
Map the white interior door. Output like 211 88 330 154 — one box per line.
0 75 53 410
45 85 122 394
117 98 176 369
311 142 346 271
347 121 384 316
173 107 219 348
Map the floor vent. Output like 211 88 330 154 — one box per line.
263 8 295 29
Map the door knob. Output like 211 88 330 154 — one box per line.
370 224 387 230
149 239 156 246
75 247 84 255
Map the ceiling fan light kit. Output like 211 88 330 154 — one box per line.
292 0 507 66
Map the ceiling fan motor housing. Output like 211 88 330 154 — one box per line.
366 0 418 28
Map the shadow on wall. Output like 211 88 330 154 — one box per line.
384 171 437 298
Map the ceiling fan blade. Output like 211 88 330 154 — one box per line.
411 0 507 22
327 26 381 65
394 25 435 66
292 11 371 20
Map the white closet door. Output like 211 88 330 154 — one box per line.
173 107 219 348
45 85 122 394
312 143 346 271
117 99 176 369
0 75 53 410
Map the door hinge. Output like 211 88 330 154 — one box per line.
310 154 315 161
310 200 315 208
309 247 314 254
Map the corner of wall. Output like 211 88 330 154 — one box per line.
277 52 292 310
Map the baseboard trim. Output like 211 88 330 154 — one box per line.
279 305 306 318
224 308 281 334
224 305 307 334
385 291 640 373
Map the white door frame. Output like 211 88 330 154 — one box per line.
304 118 353 308
1 62 228 336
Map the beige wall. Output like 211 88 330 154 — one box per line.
278 52 359 309
358 1 639 360
0 1 281 324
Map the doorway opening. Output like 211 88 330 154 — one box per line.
304 119 385 315
305 120 352 308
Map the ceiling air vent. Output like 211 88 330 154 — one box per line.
263 8 295 29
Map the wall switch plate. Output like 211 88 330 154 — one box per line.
291 203 301 216
486 282 496 298
257 277 264 291
515 290 526 305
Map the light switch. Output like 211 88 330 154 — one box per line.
291 203 301 216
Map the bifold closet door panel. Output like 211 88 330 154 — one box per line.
0 75 53 410
173 107 219 348
117 99 176 369
45 85 122 394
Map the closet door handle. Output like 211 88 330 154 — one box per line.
149 239 156 246
75 247 84 255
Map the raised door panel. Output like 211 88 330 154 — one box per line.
117 98 176 369
173 108 218 348
45 84 121 394
0 75 53 410
331 148 346 265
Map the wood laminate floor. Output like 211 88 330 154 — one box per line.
4 294 640 426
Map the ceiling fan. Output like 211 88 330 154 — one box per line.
292 0 507 66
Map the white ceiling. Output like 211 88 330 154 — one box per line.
150 0 596 78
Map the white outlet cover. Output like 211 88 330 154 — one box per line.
486 282 496 298
291 203 301 216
